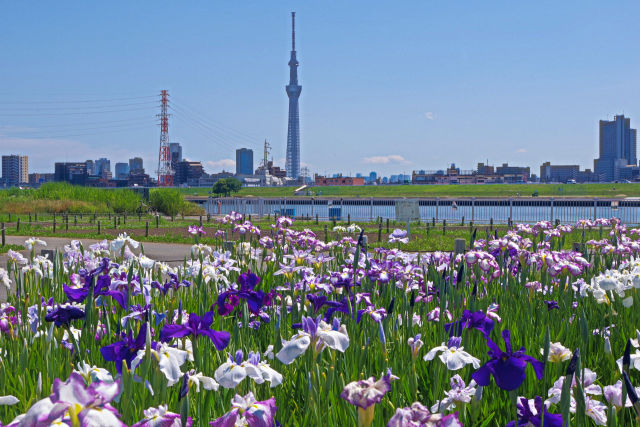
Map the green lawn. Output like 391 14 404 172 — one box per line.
180 183 640 198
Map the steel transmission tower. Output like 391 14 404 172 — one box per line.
157 90 173 186
285 12 301 179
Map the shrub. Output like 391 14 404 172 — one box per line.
149 189 184 217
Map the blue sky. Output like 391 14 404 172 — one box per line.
1 1 639 176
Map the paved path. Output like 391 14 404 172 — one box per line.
1 236 195 302
2 236 194 264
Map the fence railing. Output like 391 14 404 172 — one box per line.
208 197 640 225
0 212 215 245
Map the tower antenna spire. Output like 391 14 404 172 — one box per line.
291 11 296 51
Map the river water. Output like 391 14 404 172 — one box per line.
206 197 640 225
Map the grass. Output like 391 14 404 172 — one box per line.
4 215 608 253
0 182 142 213
181 183 640 198
2 218 640 425
0 244 24 254
0 183 205 216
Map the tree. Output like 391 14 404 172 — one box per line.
149 189 183 217
212 178 242 197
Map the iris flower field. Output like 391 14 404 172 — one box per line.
1 213 640 426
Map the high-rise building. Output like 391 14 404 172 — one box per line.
236 148 254 176
115 162 130 180
85 160 95 175
129 157 144 173
594 115 637 182
1 155 28 185
28 173 54 185
540 162 579 183
285 12 301 179
54 162 88 185
94 158 111 176
174 160 205 185
170 142 182 171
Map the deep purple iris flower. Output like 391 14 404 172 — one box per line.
216 271 265 315
307 294 343 314
151 273 191 295
544 300 560 311
64 273 126 309
100 322 147 374
472 329 544 391
506 396 562 427
322 296 353 322
160 311 230 351
445 309 494 338
44 305 85 327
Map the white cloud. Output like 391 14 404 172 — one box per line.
205 159 235 171
424 112 435 120
516 148 527 153
362 154 410 165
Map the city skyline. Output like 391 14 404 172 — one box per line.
0 2 639 175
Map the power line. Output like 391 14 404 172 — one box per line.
169 105 259 151
5 124 153 139
0 95 157 105
170 109 241 154
170 107 246 149
0 106 157 117
8 119 155 135
0 100 158 112
170 98 261 146
0 116 153 130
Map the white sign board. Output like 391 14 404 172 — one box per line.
395 200 420 222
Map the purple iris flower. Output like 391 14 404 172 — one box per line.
64 273 126 309
544 300 560 311
100 323 148 374
306 294 343 314
472 329 544 391
179 372 189 401
216 271 265 316
151 273 191 295
506 396 562 427
445 309 494 338
323 296 352 322
160 311 230 351
44 305 85 327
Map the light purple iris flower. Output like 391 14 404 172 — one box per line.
341 369 399 410
209 392 277 427
276 316 349 365
341 369 399 427
188 225 206 236
7 372 123 427
214 349 283 389
132 404 192 427
389 229 409 244
388 402 462 427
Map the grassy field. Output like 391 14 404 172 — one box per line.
3 215 607 253
181 183 640 198
0 183 204 216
